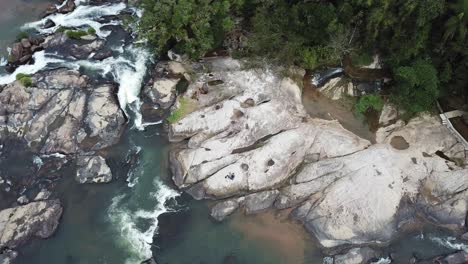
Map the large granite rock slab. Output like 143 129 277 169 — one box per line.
0 200 62 249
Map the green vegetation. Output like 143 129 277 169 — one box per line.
355 94 384 114
15 32 29 41
16 73 32 87
56 26 72 33
391 60 440 116
87 27 96 34
167 97 195 124
66 30 88 39
140 0 468 117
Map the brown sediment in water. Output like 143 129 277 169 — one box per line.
230 209 309 264
301 85 376 143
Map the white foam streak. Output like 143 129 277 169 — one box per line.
108 179 179 264
23 3 126 38
430 236 468 252
371 258 392 264
0 51 66 85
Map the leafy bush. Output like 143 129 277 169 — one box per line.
391 60 439 115
355 94 384 114
16 73 32 87
66 30 88 39
15 32 29 41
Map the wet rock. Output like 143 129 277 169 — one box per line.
42 32 69 49
16 195 29 205
211 198 243 221
70 40 105 59
419 251 468 264
333 247 379 264
244 190 279 214
20 39 31 49
84 83 125 150
318 77 354 100
92 50 113 61
42 4 58 18
76 154 112 184
44 19 56 29
58 0 76 14
0 200 62 248
0 249 17 264
34 189 52 201
1 69 124 154
461 232 468 240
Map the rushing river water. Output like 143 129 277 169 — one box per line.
1 1 468 264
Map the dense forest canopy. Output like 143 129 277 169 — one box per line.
139 0 468 115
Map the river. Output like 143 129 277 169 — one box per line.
1 1 467 264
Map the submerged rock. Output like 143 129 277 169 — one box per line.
0 200 62 249
0 249 17 264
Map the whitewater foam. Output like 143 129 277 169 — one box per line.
0 51 66 85
430 235 468 252
108 178 179 264
23 2 126 38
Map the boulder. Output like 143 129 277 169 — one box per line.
0 249 17 264
1 69 124 154
0 200 62 249
58 0 76 14
76 154 112 184
318 77 354 100
333 247 379 264
211 198 243 221
44 19 56 29
379 103 398 126
244 190 279 214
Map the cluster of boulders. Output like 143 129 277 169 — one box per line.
167 57 468 261
5 38 45 73
42 0 76 18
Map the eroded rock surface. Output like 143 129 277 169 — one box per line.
0 200 62 249
169 57 468 251
0 69 125 155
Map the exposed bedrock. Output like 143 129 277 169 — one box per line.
168 57 467 250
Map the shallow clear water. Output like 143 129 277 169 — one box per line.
1 1 468 264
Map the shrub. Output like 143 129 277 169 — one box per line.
15 32 29 41
16 73 33 87
87 27 96 34
355 94 384 114
66 30 88 39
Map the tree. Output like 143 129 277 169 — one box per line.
139 0 243 58
391 60 440 115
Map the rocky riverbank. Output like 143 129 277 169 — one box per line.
0 0 140 261
161 56 468 261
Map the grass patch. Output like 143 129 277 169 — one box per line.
16 73 33 87
87 27 96 34
354 94 384 114
56 26 72 33
66 30 88 39
167 97 196 124
15 32 29 41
